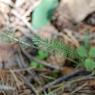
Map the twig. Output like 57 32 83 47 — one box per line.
71 83 87 94
10 70 23 87
0 67 34 72
0 85 15 91
18 72 39 95
15 46 42 85
41 69 85 91
20 45 60 70
11 10 37 36
64 74 95 88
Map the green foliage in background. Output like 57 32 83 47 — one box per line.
76 32 95 71
32 36 78 59
32 33 95 71
30 50 48 68
77 45 95 71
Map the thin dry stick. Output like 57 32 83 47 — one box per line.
18 72 39 95
64 74 95 87
0 67 33 72
17 45 42 84
20 45 60 70
0 71 16 91
10 70 23 87
71 83 88 94
0 85 15 91
11 7 60 38
11 10 37 35
40 70 85 91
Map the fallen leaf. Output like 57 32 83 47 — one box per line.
57 0 95 23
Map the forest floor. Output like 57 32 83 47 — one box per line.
0 0 95 95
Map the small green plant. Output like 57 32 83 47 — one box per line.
32 32 95 71
77 46 95 71
76 32 95 71
30 50 48 68
32 36 78 59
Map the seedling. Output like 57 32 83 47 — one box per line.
32 31 95 71
30 50 48 69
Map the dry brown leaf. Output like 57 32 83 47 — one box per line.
0 43 17 69
86 80 95 86
61 66 74 75
58 0 95 23
47 53 66 67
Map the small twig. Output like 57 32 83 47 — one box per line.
14 45 42 85
40 69 85 91
1 31 31 47
71 83 88 94
0 85 15 91
20 45 60 70
18 72 39 95
11 10 37 36
64 75 95 88
10 69 23 87
0 67 33 72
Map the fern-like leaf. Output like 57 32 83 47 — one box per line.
32 36 78 59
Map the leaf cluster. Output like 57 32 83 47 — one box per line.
32 33 95 71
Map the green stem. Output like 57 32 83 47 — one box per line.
32 0 59 29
